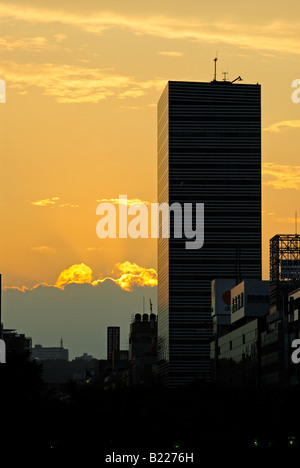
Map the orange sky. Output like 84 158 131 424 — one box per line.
1 0 300 288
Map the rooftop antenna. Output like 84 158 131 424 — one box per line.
213 52 218 81
223 70 228 81
235 244 242 286
231 76 243 84
149 298 153 314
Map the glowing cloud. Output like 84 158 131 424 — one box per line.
0 36 48 51
0 4 299 55
31 246 55 254
264 120 300 133
118 89 145 99
96 198 151 206
56 263 93 289
106 261 158 291
31 198 78 208
90 261 158 291
54 33 67 43
262 163 300 191
59 203 79 208
158 51 184 57
2 285 28 292
3 262 157 292
31 197 59 207
0 61 165 103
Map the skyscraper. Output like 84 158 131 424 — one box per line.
157 79 261 386
107 326 120 363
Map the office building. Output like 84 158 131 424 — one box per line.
105 350 129 390
211 278 236 335
260 234 300 387
128 313 157 385
75 352 95 361
157 79 261 385
3 328 32 357
269 234 300 314
107 326 120 363
211 279 269 387
31 341 68 361
211 235 300 390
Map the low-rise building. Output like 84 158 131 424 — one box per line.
3 328 32 357
31 341 68 361
128 313 157 386
211 280 269 388
260 286 300 388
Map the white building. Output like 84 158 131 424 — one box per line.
230 280 269 324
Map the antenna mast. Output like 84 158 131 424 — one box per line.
235 244 241 285
213 53 218 81
231 76 243 84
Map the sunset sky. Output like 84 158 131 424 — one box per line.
0 0 300 358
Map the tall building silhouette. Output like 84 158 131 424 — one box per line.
157 79 261 386
107 326 120 363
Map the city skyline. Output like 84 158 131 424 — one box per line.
1 0 300 358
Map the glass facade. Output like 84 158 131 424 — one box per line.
157 80 261 386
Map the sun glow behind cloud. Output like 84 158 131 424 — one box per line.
3 262 158 292
56 263 93 288
92 261 158 291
